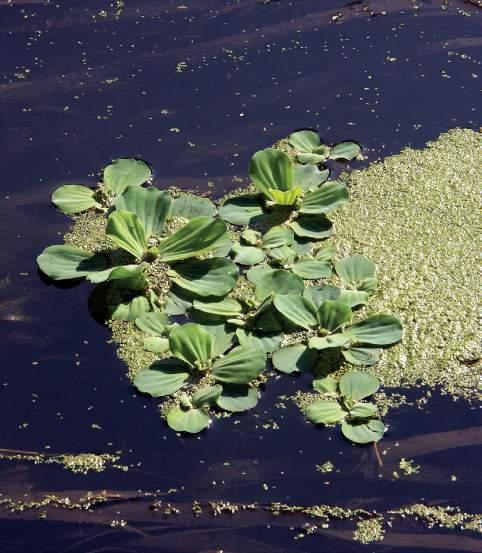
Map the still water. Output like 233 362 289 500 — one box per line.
0 1 480 551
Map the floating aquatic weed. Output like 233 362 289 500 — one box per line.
133 322 266 433
288 129 361 165
271 263 401 373
306 371 386 444
38 162 237 321
37 131 403 439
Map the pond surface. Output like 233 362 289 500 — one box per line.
0 1 480 551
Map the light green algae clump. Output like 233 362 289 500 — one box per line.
333 129 480 399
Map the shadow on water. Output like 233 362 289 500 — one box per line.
0 0 481 551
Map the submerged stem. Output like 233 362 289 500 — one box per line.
373 441 383 467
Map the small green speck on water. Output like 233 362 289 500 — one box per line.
398 458 421 476
316 461 334 473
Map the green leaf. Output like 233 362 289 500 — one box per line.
313 376 338 394
103 158 151 195
339 371 380 401
300 181 349 214
314 245 335 261
169 258 238 297
297 152 328 165
304 285 368 308
317 300 352 332
350 402 378 418
218 196 264 225
170 193 216 219
212 346 266 384
291 238 314 256
249 148 293 197
329 141 361 161
167 406 210 434
292 260 332 279
211 234 233 257
246 264 274 284
313 144 331 156
308 333 351 350
273 294 318 330
345 315 403 345
37 245 109 280
262 225 294 249
288 130 321 152
241 229 261 246
192 384 223 408
268 246 297 266
135 312 170 336
115 185 171 238
341 419 385 444
169 323 213 369
272 344 317 374
335 255 376 289
305 400 347 424
143 336 169 353
52 184 100 214
109 295 151 321
86 264 146 289
164 287 192 315
293 164 329 192
231 244 265 266
337 289 369 307
358 276 378 292
133 359 189 397
106 210 147 259
235 329 283 353
193 297 243 318
157 217 227 263
251 298 282 333
304 285 338 308
290 216 333 239
342 346 382 366
267 187 303 205
200 324 235 357
255 269 304 301
216 384 258 412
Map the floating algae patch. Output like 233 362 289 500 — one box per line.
353 517 385 544
0 450 127 474
332 129 481 399
108 320 160 380
0 493 479 544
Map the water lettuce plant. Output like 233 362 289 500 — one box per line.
248 147 349 209
133 323 266 432
306 371 386 444
231 226 334 281
52 158 152 213
288 130 361 165
37 131 403 441
38 173 237 320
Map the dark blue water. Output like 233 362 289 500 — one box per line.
0 1 481 551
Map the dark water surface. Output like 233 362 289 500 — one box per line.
0 1 481 551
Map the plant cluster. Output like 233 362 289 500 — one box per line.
38 130 402 440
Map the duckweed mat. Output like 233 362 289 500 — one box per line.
332 128 480 399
